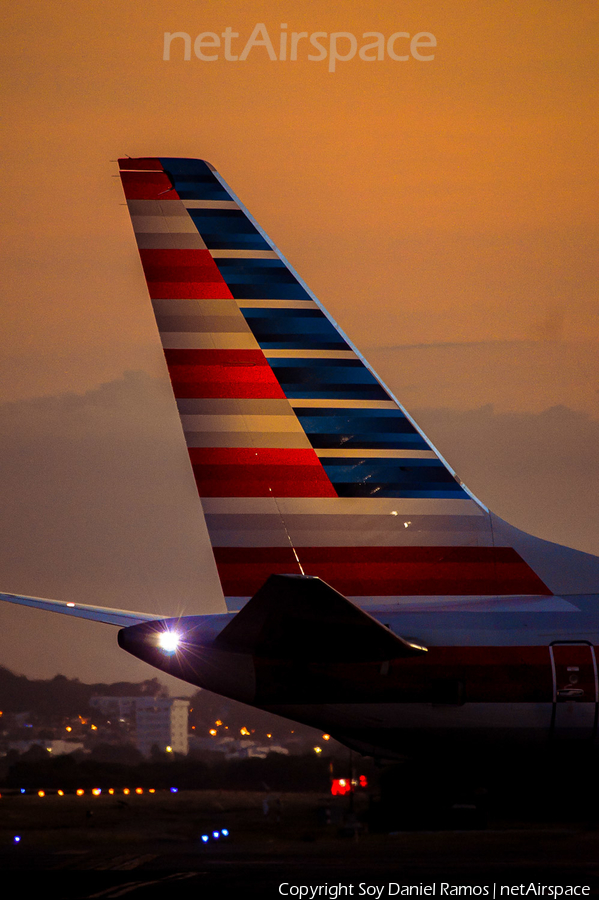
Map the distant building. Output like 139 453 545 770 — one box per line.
225 742 289 760
189 734 289 759
89 696 138 719
89 696 189 756
135 698 189 756
7 739 84 755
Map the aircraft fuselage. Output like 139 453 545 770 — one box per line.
118 592 599 758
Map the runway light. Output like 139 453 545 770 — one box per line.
76 789 84 796
13 836 21 844
38 790 45 798
20 789 25 794
322 734 330 741
65 727 72 732
170 787 178 793
209 729 217 736
123 789 130 795
201 835 209 843
108 789 115 795
314 746 322 754
149 789 156 794
58 790 64 797
157 631 180 654
213 831 220 839
92 789 101 796
221 829 229 837
135 788 143 794
240 727 250 736
166 746 173 753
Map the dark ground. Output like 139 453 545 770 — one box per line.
1 790 599 899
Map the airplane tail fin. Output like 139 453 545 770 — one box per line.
114 156 599 608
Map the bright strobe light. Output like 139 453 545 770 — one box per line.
157 631 181 654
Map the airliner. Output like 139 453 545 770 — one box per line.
2 157 598 760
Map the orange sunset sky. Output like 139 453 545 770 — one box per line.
0 0 598 681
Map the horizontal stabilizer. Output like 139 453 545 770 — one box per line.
0 592 157 627
217 574 427 661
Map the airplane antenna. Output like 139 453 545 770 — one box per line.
273 497 305 575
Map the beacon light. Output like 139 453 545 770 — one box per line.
157 631 181 654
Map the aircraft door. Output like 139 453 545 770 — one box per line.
550 642 598 740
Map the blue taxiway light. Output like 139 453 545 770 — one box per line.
200 829 230 843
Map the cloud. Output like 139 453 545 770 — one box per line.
528 309 566 342
366 340 599 419
366 340 546 351
0 371 223 683
412 403 599 556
